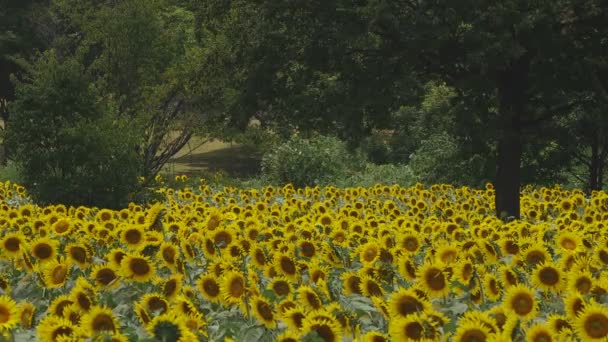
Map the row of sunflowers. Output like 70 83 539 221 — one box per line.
0 179 607 341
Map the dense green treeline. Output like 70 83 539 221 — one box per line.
1 0 607 218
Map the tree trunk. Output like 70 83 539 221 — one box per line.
589 132 600 191
495 127 522 220
494 54 530 220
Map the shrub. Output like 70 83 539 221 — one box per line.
261 134 364 187
336 163 415 188
6 51 143 208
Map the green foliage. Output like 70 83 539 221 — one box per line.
335 163 415 188
6 51 142 208
261 134 364 188
0 161 23 184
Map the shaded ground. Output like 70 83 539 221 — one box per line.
163 139 262 178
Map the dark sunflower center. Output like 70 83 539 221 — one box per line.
539 267 559 286
584 313 608 338
130 258 150 275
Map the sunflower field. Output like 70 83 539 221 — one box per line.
0 178 608 342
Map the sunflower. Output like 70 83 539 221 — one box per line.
498 265 520 288
120 225 145 250
30 237 58 263
388 313 428 341
452 320 493 342
91 264 119 289
361 331 389 342
41 258 70 288
79 306 118 337
268 277 292 298
397 255 418 280
358 241 380 265
564 293 586 320
65 243 90 268
0 295 19 332
417 261 450 298
47 295 74 317
556 231 581 251
435 244 459 264
145 312 197 342
360 276 384 298
134 303 151 325
51 218 72 236
519 243 550 268
282 307 306 331
120 255 156 282
276 330 299 342
546 314 572 336
159 274 182 300
70 284 95 313
503 284 538 320
298 285 323 311
397 230 421 255
197 273 221 303
531 262 564 293
567 269 594 295
220 270 247 309
274 253 299 281
0 232 25 258
139 293 169 316
37 315 77 342
574 301 608 341
388 287 430 319
250 296 276 328
106 248 127 269
301 317 342 342
483 273 502 302
18 301 35 328
342 272 362 296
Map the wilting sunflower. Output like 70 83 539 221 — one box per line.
574 301 608 341
0 232 25 257
18 301 35 329
37 315 77 342
91 264 119 290
250 296 276 328
503 284 538 320
30 237 58 263
417 261 450 298
41 258 70 288
79 306 118 337
452 320 493 342
145 312 196 342
388 287 430 319
0 295 19 332
120 255 156 282
301 317 342 342
220 270 247 309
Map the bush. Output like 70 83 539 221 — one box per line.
336 163 415 188
261 134 364 187
6 51 143 208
